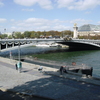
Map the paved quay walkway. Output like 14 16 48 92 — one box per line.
0 57 100 100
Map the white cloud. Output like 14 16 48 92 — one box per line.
85 11 91 14
14 0 37 6
11 26 16 29
37 26 50 30
25 18 49 25
0 1 4 7
54 25 70 30
0 18 7 23
10 19 15 22
22 8 34 12
38 0 53 10
97 21 100 24
14 0 53 10
57 0 74 8
0 17 93 32
13 0 100 10
8 17 71 31
57 0 100 10
70 18 92 26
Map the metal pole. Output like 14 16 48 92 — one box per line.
0 43 1 52
18 43 20 62
10 51 12 59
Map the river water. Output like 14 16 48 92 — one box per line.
0 46 100 78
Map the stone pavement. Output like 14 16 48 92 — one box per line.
0 90 52 100
0 57 100 100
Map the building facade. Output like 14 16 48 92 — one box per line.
78 24 100 36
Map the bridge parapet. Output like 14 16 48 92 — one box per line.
0 38 64 51
1 38 100 51
71 39 100 48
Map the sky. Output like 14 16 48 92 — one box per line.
0 0 100 34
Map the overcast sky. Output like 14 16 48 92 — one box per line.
0 0 100 33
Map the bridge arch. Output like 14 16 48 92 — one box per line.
58 39 100 50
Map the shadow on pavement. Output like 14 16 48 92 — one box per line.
0 89 53 100
0 90 24 100
8 73 100 100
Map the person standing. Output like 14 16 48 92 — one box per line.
15 63 18 70
17 61 22 73
60 66 64 75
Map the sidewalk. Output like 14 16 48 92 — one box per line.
0 57 100 100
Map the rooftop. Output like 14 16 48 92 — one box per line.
78 24 100 32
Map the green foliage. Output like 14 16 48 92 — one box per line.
24 31 31 38
0 30 73 39
0 34 8 39
8 35 12 39
14 32 22 39
61 30 73 37
30 31 35 38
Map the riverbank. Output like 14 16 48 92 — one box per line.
0 46 100 78
0 57 100 100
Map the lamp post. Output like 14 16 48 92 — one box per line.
17 42 22 73
4 28 6 34
18 43 20 62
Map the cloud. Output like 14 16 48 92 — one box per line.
14 0 53 10
56 0 100 10
13 0 37 6
70 18 92 26
0 18 7 23
10 19 15 22
57 0 74 8
25 18 49 25
0 1 4 7
13 0 100 10
97 21 100 24
24 18 68 30
0 17 93 32
54 25 70 30
85 11 91 14
8 17 71 31
22 8 34 12
37 0 53 10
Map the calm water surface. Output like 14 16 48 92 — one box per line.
0 46 100 77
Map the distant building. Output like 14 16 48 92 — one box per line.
1 32 12 36
78 24 100 36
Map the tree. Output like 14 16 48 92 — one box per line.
14 32 22 39
43 30 46 37
1 34 8 39
49 30 55 37
8 35 12 39
12 31 15 38
24 31 31 38
30 31 35 38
